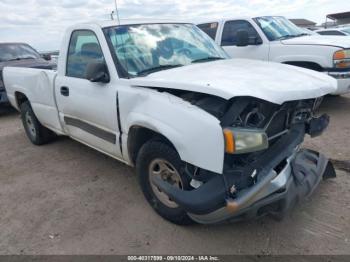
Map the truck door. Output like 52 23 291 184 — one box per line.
219 20 269 61
55 30 122 159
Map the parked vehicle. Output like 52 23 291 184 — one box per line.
0 43 55 105
3 20 336 225
197 16 350 95
316 27 350 36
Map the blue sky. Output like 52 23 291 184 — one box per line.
0 0 349 51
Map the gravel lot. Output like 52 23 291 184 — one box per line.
0 95 349 255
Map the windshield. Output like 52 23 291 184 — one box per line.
254 16 306 41
104 23 228 77
0 44 41 62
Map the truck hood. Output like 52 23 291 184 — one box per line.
281 35 350 48
130 59 337 104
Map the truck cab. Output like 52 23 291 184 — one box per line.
197 16 350 95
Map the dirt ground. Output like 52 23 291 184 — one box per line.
0 95 349 255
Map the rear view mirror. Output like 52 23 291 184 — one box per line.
236 30 249 47
86 61 110 83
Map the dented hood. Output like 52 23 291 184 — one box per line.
130 59 337 104
281 35 350 48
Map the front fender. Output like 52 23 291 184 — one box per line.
121 89 225 174
276 55 328 67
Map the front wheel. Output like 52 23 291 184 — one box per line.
136 140 195 225
20 101 56 145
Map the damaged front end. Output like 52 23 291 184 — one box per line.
152 96 336 224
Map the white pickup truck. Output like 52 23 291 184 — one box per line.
197 16 350 95
3 19 337 225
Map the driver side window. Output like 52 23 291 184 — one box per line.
221 20 261 46
66 30 105 79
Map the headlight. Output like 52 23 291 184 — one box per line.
333 49 350 69
223 128 269 154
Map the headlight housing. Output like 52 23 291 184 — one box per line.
223 128 269 154
333 49 350 69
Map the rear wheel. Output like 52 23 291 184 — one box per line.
136 140 195 225
20 101 56 145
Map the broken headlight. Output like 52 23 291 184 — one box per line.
223 128 269 154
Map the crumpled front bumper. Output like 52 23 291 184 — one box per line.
152 117 336 224
188 149 335 224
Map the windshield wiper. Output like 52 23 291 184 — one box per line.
277 33 308 40
277 35 296 40
6 58 21 61
192 57 224 63
294 33 309 37
7 57 35 62
137 64 183 76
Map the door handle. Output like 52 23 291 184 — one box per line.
60 86 69 97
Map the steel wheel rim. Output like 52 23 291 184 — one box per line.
25 112 36 138
149 158 183 208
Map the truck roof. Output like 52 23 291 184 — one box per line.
194 16 289 25
76 18 190 29
193 16 253 24
0 42 29 45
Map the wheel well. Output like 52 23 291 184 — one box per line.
127 126 176 165
15 92 29 108
283 61 324 72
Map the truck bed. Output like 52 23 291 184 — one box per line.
3 67 64 134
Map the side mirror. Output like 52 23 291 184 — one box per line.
254 37 263 45
86 61 110 83
236 29 249 47
42 54 51 61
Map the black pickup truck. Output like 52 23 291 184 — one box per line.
0 43 55 105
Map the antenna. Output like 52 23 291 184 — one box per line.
114 0 121 25
112 0 130 79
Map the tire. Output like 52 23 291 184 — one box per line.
136 140 195 225
20 101 56 145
